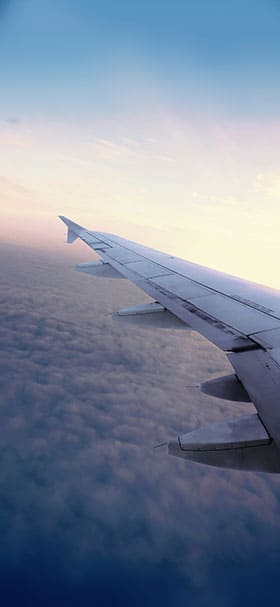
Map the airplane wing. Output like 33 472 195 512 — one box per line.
59 215 280 473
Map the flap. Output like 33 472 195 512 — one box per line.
178 413 269 451
168 414 280 472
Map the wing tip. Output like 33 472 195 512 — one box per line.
59 215 81 244
58 215 70 225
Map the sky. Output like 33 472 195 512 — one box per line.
1 0 280 285
2 242 280 606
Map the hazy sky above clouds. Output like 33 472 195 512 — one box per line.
0 0 280 285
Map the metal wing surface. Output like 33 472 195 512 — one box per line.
60 215 280 473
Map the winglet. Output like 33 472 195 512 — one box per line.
59 215 84 244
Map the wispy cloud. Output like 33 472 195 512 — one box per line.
5 116 21 125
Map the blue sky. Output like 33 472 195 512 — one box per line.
1 0 280 119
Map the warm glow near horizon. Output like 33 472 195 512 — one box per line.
1 0 280 288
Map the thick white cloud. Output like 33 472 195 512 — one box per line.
1 243 280 605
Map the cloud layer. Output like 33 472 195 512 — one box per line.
1 242 280 605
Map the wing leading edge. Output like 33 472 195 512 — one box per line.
59 215 280 472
